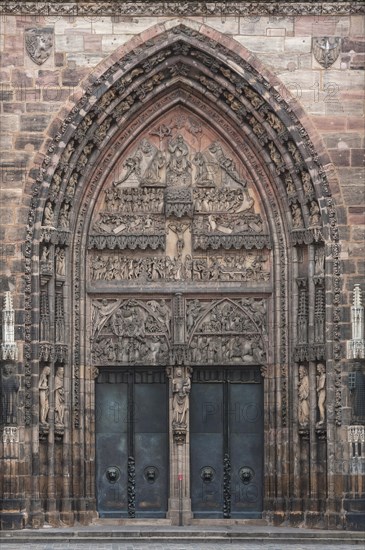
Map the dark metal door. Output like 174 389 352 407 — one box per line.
96 368 168 518
190 367 263 518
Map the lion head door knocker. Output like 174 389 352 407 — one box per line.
105 466 120 484
239 466 254 484
200 466 215 483
144 466 159 484
25 28 53 65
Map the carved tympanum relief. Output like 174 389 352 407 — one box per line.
88 109 271 286
90 296 267 367
91 299 171 366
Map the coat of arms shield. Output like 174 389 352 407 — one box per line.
25 28 53 65
313 37 341 69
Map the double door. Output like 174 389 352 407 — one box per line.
190 367 263 518
95 368 168 517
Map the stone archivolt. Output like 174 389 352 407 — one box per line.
14 20 346 530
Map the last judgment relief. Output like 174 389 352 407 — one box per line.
88 110 270 366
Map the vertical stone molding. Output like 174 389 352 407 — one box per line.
1 292 18 362
347 285 365 360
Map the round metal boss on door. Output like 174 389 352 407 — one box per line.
105 466 120 484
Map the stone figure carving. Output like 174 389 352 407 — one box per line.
89 251 270 283
59 203 70 229
316 363 326 426
43 201 54 226
309 201 321 227
167 134 191 186
284 173 296 196
291 203 304 229
298 365 310 427
314 247 325 276
39 366 51 425
55 367 65 427
186 299 204 332
91 299 119 338
172 367 191 428
168 222 190 257
55 247 66 276
1 364 20 425
146 299 171 332
302 171 314 198
193 152 214 187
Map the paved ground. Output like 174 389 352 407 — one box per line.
0 544 364 550
1 544 365 550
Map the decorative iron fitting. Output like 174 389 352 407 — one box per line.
223 453 231 519
127 456 136 518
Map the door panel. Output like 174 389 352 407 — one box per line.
96 381 128 517
229 383 263 517
96 370 167 517
134 383 168 517
190 383 224 517
190 368 263 518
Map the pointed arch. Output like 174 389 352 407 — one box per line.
23 18 343 527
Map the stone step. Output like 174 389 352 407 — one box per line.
1 526 364 545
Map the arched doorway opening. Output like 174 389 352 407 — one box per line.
26 21 340 527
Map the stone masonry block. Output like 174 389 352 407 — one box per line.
342 185 365 206
11 69 34 87
240 17 294 36
350 16 365 37
329 149 350 167
0 114 20 133
20 114 50 132
234 35 284 53
254 53 300 73
101 35 130 53
66 53 106 68
55 34 84 53
111 17 162 35
342 38 365 53
205 17 239 35
54 18 92 35
84 35 103 52
325 133 362 149
35 70 60 87
284 36 312 53
351 149 365 167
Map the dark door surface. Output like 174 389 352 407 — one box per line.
190 367 263 518
96 368 168 517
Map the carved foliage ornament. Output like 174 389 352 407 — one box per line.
1 4 365 16
25 27 53 65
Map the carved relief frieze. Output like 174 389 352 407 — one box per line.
2 3 364 17
88 250 270 283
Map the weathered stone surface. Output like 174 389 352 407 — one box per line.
0 9 363 533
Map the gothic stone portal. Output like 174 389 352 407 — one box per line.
88 107 269 520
